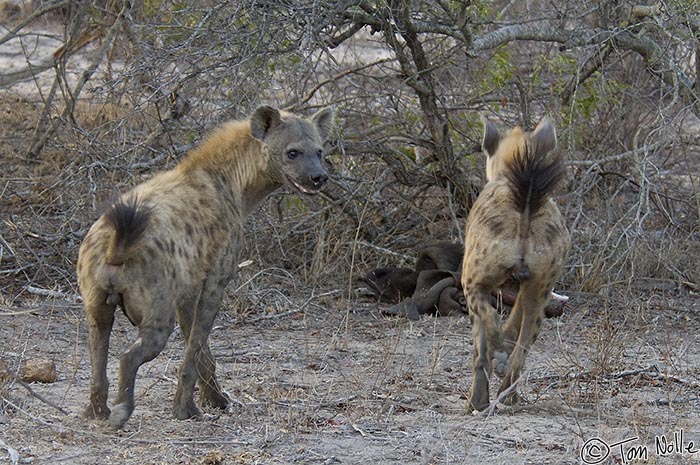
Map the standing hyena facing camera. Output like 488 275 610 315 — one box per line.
462 116 570 412
78 105 333 429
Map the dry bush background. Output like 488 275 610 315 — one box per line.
0 0 697 299
1 1 699 464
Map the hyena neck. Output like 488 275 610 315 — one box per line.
178 120 280 219
239 171 281 218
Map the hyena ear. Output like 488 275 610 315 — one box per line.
310 106 334 141
481 115 500 157
250 105 282 140
532 117 557 154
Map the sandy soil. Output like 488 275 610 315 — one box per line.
1 285 699 465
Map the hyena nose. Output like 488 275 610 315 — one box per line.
311 172 328 187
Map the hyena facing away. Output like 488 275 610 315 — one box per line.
462 116 570 412
78 105 333 429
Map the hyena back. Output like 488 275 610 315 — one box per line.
78 105 333 429
461 116 570 412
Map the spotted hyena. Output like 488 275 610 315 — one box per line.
78 105 333 429
461 116 570 411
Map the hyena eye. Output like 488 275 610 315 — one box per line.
287 149 299 159
316 149 323 159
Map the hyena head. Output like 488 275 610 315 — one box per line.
481 115 557 181
250 105 334 195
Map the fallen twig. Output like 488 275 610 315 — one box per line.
248 289 340 322
0 308 41 316
533 364 700 390
1 397 62 427
23 285 81 303
354 240 413 262
15 380 69 416
465 430 522 448
0 438 19 465
650 397 700 406
479 375 521 417
0 233 15 258
0 300 82 316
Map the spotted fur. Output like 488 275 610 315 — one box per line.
462 116 570 411
78 106 333 428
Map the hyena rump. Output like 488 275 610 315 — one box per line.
78 105 333 428
462 116 570 412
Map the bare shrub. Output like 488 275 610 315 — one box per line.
0 0 698 306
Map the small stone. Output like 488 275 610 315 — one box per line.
20 358 58 383
200 450 224 465
0 359 13 382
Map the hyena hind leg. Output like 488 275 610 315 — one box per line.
466 288 509 377
196 343 229 409
172 285 225 420
496 281 550 405
84 300 116 420
110 323 174 429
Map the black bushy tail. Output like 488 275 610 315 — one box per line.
504 146 565 281
104 196 151 265
504 147 565 218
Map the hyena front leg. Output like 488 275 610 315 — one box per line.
176 305 229 410
172 283 225 420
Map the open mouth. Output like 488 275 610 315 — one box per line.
288 177 322 195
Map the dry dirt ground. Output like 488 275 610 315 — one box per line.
1 284 700 465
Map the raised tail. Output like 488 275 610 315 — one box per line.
504 146 565 216
503 119 565 280
104 196 151 265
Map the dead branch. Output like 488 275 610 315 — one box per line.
284 57 395 110
27 2 131 157
470 23 696 93
0 7 103 88
478 375 522 417
561 44 613 104
0 0 70 47
24 285 81 302
247 289 340 322
534 364 700 390
15 380 69 416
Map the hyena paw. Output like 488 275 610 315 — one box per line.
84 403 110 420
172 400 201 420
492 350 510 378
109 402 133 429
201 389 229 410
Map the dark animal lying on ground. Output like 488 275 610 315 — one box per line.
362 241 567 320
